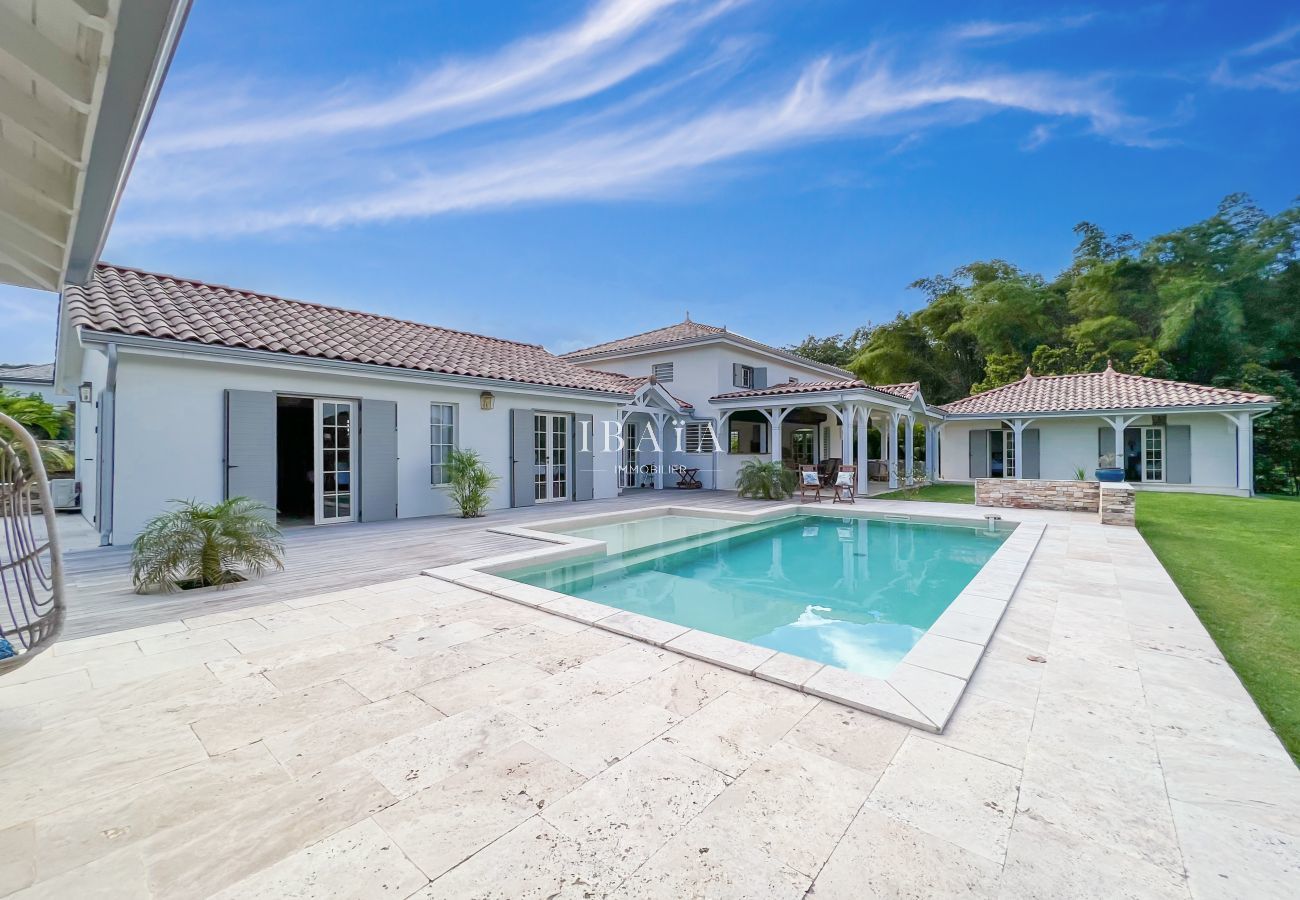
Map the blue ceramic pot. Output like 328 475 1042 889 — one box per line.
1095 467 1125 482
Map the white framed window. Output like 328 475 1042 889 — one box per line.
683 421 721 453
733 364 755 388
430 403 457 485
651 362 674 383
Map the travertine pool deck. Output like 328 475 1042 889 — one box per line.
2 500 1297 899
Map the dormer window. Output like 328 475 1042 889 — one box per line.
652 362 674 383
733 364 755 388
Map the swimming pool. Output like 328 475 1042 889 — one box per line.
505 514 1010 678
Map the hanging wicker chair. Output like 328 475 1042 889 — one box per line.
0 411 66 675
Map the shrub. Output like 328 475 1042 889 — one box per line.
735 459 795 500
446 448 500 517
131 497 284 593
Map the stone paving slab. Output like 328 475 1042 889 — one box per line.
1 503 1297 898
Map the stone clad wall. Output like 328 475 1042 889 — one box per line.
975 478 1136 526
1099 482 1136 526
975 479 1100 512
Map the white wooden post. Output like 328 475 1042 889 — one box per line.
856 408 872 495
762 407 791 465
904 414 915 485
1104 414 1141 477
887 411 900 488
651 412 668 490
838 404 855 465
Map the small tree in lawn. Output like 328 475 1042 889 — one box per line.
446 449 500 517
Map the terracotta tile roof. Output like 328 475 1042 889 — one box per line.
0 363 55 383
560 318 728 359
65 265 636 396
941 365 1275 415
712 379 871 400
872 382 920 399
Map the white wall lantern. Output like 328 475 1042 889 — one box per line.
78 382 93 403
479 391 495 411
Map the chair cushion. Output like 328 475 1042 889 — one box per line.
835 471 854 487
801 470 820 486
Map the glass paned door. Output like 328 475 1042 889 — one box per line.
315 399 355 524
534 413 570 502
1143 427 1164 482
621 422 638 489
989 430 1016 478
791 429 815 466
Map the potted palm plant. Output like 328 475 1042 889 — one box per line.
735 459 796 500
131 497 285 593
446 448 500 517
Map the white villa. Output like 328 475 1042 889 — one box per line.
50 264 1276 545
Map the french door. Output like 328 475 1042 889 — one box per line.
621 421 638 489
534 413 570 503
1142 426 1164 482
989 429 1016 478
315 399 355 524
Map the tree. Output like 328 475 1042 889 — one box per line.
787 326 873 368
0 389 74 473
803 195 1300 487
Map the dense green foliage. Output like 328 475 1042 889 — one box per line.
446 448 500 517
792 196 1300 492
735 459 797 500
131 497 285 593
1137 493 1300 762
0 388 74 473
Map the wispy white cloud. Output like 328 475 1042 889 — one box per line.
1211 23 1300 92
144 0 743 157
945 13 1097 45
115 1 1158 241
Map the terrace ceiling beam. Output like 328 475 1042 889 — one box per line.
0 77 87 163
0 182 72 248
0 244 58 290
0 260 45 290
0 216 64 271
0 5 96 108
0 139 76 212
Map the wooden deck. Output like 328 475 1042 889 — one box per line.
58 491 771 640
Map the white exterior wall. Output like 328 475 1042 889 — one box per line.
939 413 1242 492
100 351 621 542
74 346 109 531
583 343 849 492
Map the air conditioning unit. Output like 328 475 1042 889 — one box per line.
50 479 80 510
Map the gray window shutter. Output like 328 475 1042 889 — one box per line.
753 367 768 389
1166 424 1191 484
359 399 398 521
574 413 595 501
1021 428 1040 479
510 408 535 508
732 363 743 387
224 390 277 517
969 429 989 478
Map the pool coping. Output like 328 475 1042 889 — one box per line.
421 503 1045 733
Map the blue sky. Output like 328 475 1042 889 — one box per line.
3 0 1299 364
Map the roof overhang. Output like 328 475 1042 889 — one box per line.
0 0 191 291
941 403 1278 420
73 328 638 403
710 386 911 411
565 334 855 381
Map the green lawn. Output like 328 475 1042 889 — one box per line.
1136 492 1300 762
876 483 974 504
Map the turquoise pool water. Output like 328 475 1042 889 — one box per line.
544 515 749 554
508 515 1009 678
